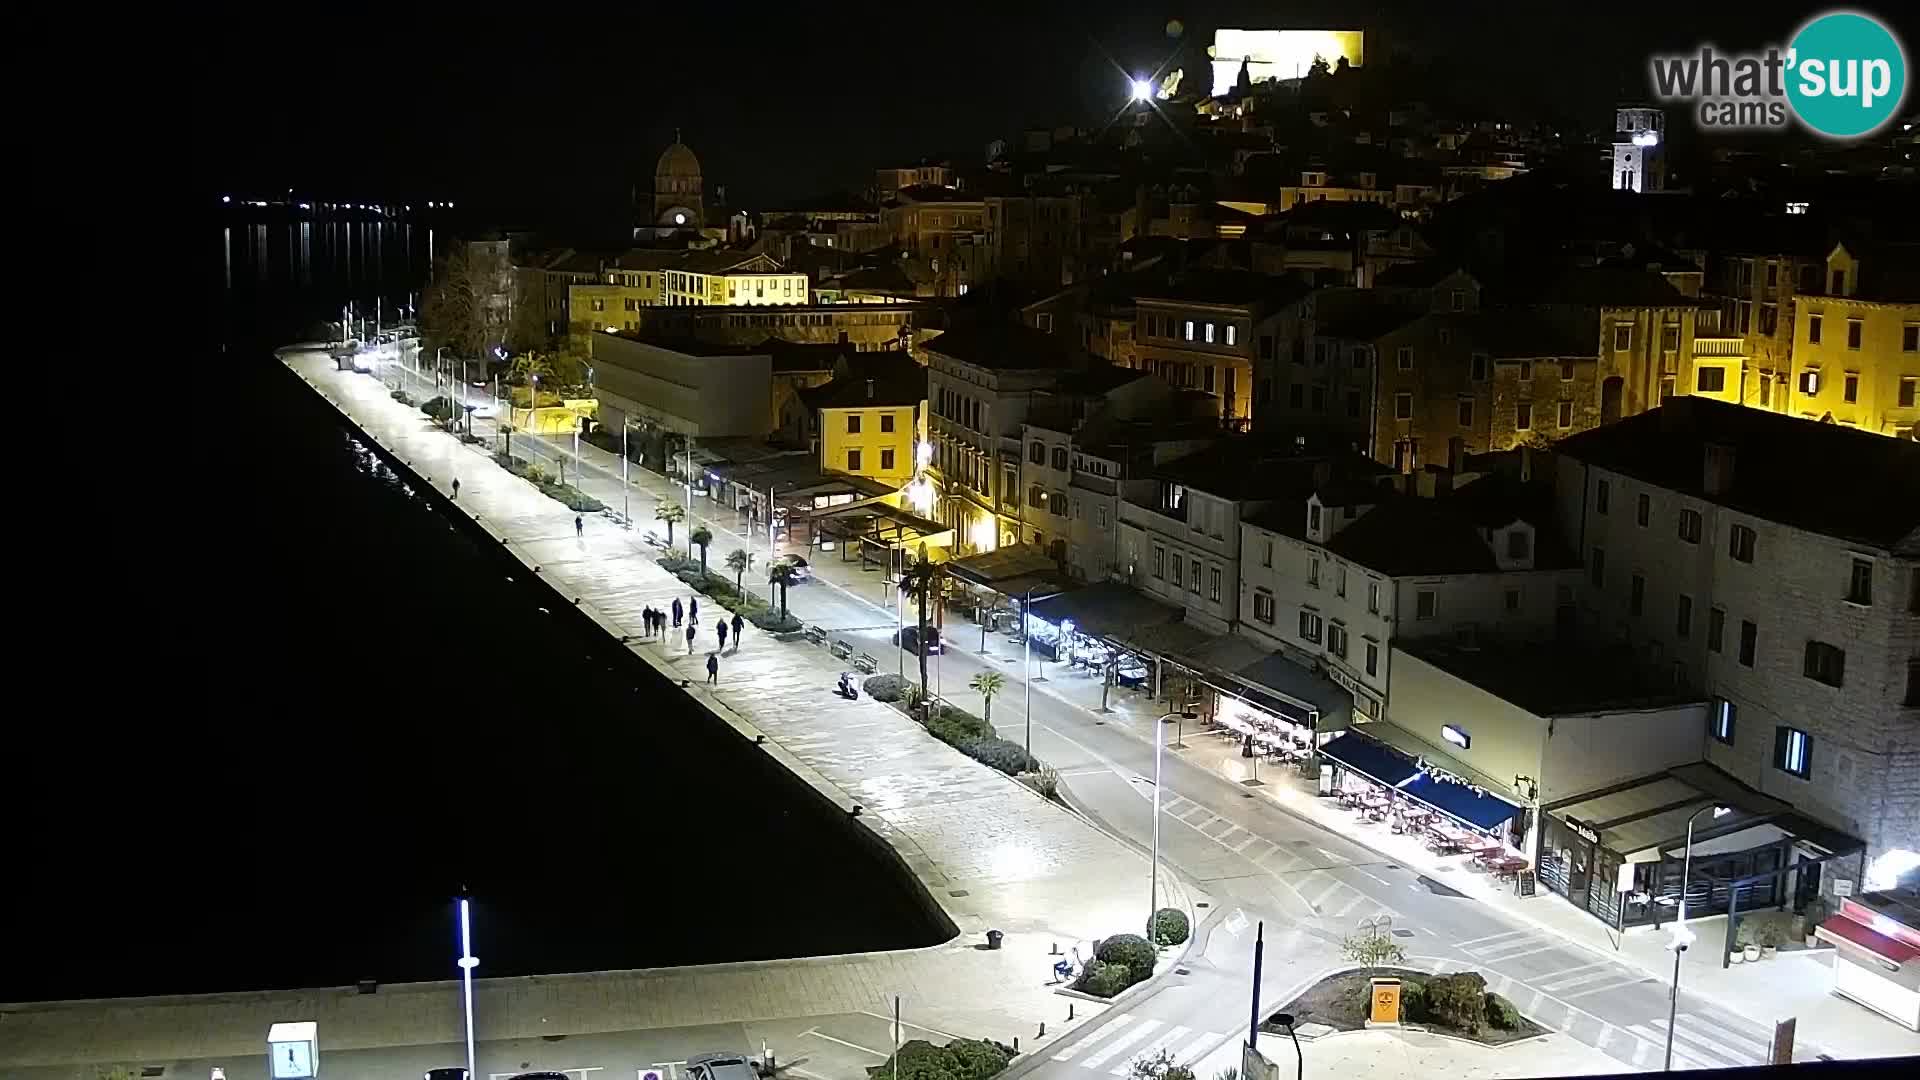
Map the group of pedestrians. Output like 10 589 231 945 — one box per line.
638 598 747 683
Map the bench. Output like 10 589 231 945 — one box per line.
852 652 879 674
829 639 854 660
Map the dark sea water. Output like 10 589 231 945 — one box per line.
0 211 943 1002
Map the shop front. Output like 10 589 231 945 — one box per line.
1540 763 1865 939
1816 892 1920 1031
1022 583 1213 707
1317 725 1532 880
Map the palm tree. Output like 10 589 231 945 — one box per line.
655 501 685 546
969 671 1006 722
767 562 799 621
899 553 942 701
509 352 554 405
690 526 714 574
725 548 751 594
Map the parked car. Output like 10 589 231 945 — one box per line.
424 1070 468 1080
507 1073 570 1080
894 625 943 655
687 1053 760 1080
773 554 812 582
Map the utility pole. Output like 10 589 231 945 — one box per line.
1249 920 1265 1049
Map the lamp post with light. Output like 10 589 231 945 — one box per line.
1149 707 1196 934
1663 803 1731 1071
455 895 479 1080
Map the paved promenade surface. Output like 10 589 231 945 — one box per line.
0 349 1170 1075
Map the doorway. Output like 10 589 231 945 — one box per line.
1601 376 1625 425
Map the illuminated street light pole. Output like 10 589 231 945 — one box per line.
1664 804 1731 1071
1149 709 1192 933
456 896 479 1080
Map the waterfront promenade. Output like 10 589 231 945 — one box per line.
0 347 1187 1075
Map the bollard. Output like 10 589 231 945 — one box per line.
1068 1003 1075 1021
1050 942 1060 955
1013 1038 1019 1052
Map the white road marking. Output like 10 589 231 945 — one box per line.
1671 1014 1767 1063
1231 833 1263 853
1052 1015 1134 1062
803 1030 888 1057
1110 1025 1191 1075
856 1009 961 1040
1631 1022 1718 1070
1534 963 1625 992
1079 1019 1164 1070
1172 1032 1225 1067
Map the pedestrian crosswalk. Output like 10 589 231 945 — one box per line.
1155 794 1395 921
1623 1013 1778 1070
1049 1012 1227 1075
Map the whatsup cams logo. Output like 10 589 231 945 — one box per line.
1649 10 1908 138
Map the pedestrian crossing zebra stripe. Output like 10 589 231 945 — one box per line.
1052 1015 1133 1062
1109 1025 1192 1075
1077 1018 1163 1070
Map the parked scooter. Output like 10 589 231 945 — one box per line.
835 672 859 700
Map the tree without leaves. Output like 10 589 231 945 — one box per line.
725 548 751 593
655 501 685 546
1340 927 1406 976
421 245 506 360
690 526 714 574
969 671 1006 722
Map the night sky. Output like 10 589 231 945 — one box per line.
191 2 1879 222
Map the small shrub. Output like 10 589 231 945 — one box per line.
1021 763 1060 800
390 389 416 406
1074 959 1133 998
1097 933 1159 982
421 395 453 419
1149 907 1190 946
1400 980 1428 1022
1484 991 1523 1030
966 737 1033 775
942 1038 1013 1080
927 704 994 744
675 568 706 588
1425 971 1488 1033
524 462 549 485
1339 928 1406 974
1127 1048 1195 1080
864 674 909 702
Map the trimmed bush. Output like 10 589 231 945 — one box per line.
751 611 802 633
1149 907 1190 947
1400 980 1428 1023
1425 971 1488 1033
927 705 995 744
1484 991 1522 1031
867 1038 1010 1080
967 737 1033 776
864 674 910 702
1074 959 1134 998
390 389 416 406
942 1038 1014 1080
1097 933 1159 983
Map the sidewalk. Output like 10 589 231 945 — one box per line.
0 348 1180 1070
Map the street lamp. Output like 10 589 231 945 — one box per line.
456 895 479 1080
1149 708 1196 934
1271 1012 1304 1080
1131 77 1154 102
1663 803 1731 1071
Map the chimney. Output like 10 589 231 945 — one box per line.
866 378 876 400
1703 443 1736 497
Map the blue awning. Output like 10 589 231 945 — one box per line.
1319 732 1418 788
1401 773 1522 832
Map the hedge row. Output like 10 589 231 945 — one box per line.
493 453 606 513
866 1038 1013 1080
655 554 802 633
1394 971 1524 1033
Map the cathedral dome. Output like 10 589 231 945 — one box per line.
656 141 702 180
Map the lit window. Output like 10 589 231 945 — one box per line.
1226 325 1238 346
1729 524 1756 563
1184 320 1195 341
1709 698 1735 744
1774 726 1811 779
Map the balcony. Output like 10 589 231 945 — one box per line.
1693 336 1747 358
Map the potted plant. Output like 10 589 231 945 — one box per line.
1740 923 1761 963
1803 899 1829 947
1759 922 1780 960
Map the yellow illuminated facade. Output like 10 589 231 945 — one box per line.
1211 28 1364 94
570 283 659 334
666 267 810 307
1792 291 1920 438
820 403 924 487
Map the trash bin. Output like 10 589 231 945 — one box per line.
986 929 1004 950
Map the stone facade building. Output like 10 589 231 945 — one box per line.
1553 398 1920 867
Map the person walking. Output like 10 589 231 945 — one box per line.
671 598 683 628
575 514 584 538
705 652 719 685
731 612 744 648
451 478 460 499
716 617 729 651
644 607 657 636
685 623 697 654
689 596 699 623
